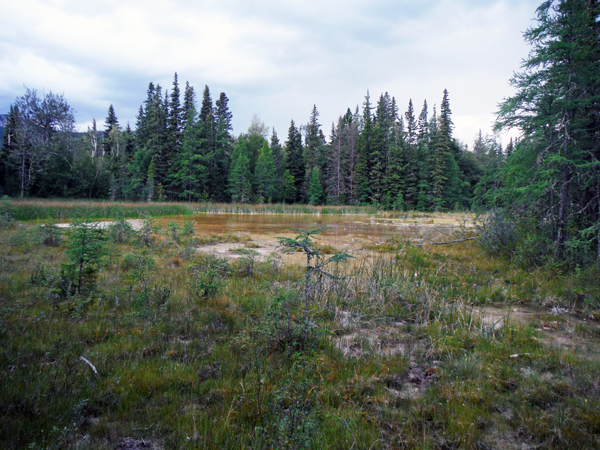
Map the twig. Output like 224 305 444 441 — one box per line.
414 237 476 246
79 356 98 375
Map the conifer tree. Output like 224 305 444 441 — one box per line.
326 117 347 204
103 105 119 157
166 73 183 175
270 130 285 202
308 166 325 205
417 100 429 144
213 92 233 201
145 158 156 202
495 0 600 262
303 105 327 200
182 81 196 128
283 169 296 204
197 86 217 198
369 93 393 204
168 105 208 201
355 91 374 204
404 99 417 147
255 141 276 202
228 139 252 203
284 120 304 203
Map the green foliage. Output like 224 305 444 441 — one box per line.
190 253 232 299
137 216 157 247
476 209 519 258
107 214 135 243
228 139 253 203
0 197 15 228
277 227 352 341
308 167 324 206
493 0 600 266
38 221 62 246
61 219 107 295
255 141 276 202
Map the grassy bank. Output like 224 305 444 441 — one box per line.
3 199 381 222
191 203 379 215
4 199 195 221
0 217 599 449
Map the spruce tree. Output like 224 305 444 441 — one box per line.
495 0 600 263
213 92 233 201
228 139 252 203
284 120 304 203
270 130 285 202
404 99 417 147
308 166 325 205
355 91 374 204
166 72 183 178
255 141 276 202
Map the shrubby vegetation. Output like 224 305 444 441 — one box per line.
0 212 599 449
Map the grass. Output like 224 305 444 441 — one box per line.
191 202 380 215
4 199 380 223
1 207 599 449
6 199 195 221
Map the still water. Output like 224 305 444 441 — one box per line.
169 213 467 247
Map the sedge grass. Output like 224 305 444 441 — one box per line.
0 217 599 449
8 199 195 221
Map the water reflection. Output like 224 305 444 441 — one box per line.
165 213 466 247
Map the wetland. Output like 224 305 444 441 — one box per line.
1 202 600 449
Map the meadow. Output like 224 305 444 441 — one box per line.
1 200 599 449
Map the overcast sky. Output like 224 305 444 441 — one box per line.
0 0 541 145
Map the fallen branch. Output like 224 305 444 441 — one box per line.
79 356 99 375
414 237 476 246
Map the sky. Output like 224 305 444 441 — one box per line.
0 0 541 146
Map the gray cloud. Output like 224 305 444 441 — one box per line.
0 0 540 145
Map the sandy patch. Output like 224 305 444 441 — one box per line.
477 305 600 361
195 239 280 261
55 219 145 231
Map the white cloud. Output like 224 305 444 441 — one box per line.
0 0 540 144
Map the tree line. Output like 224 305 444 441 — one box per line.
1 76 501 210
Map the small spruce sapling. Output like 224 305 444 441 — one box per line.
276 227 352 339
62 219 107 295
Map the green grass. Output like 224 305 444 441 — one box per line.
1 215 599 449
6 199 195 221
191 202 379 215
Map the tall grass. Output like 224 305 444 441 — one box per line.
9 199 381 221
192 202 379 215
9 199 195 221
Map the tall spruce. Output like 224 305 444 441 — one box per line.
284 120 304 203
213 92 233 201
496 0 600 263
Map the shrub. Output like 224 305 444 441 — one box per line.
108 215 135 243
476 209 519 257
190 253 232 299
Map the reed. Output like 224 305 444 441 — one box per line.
191 202 379 215
8 199 195 221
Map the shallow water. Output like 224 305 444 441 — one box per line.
170 213 469 248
